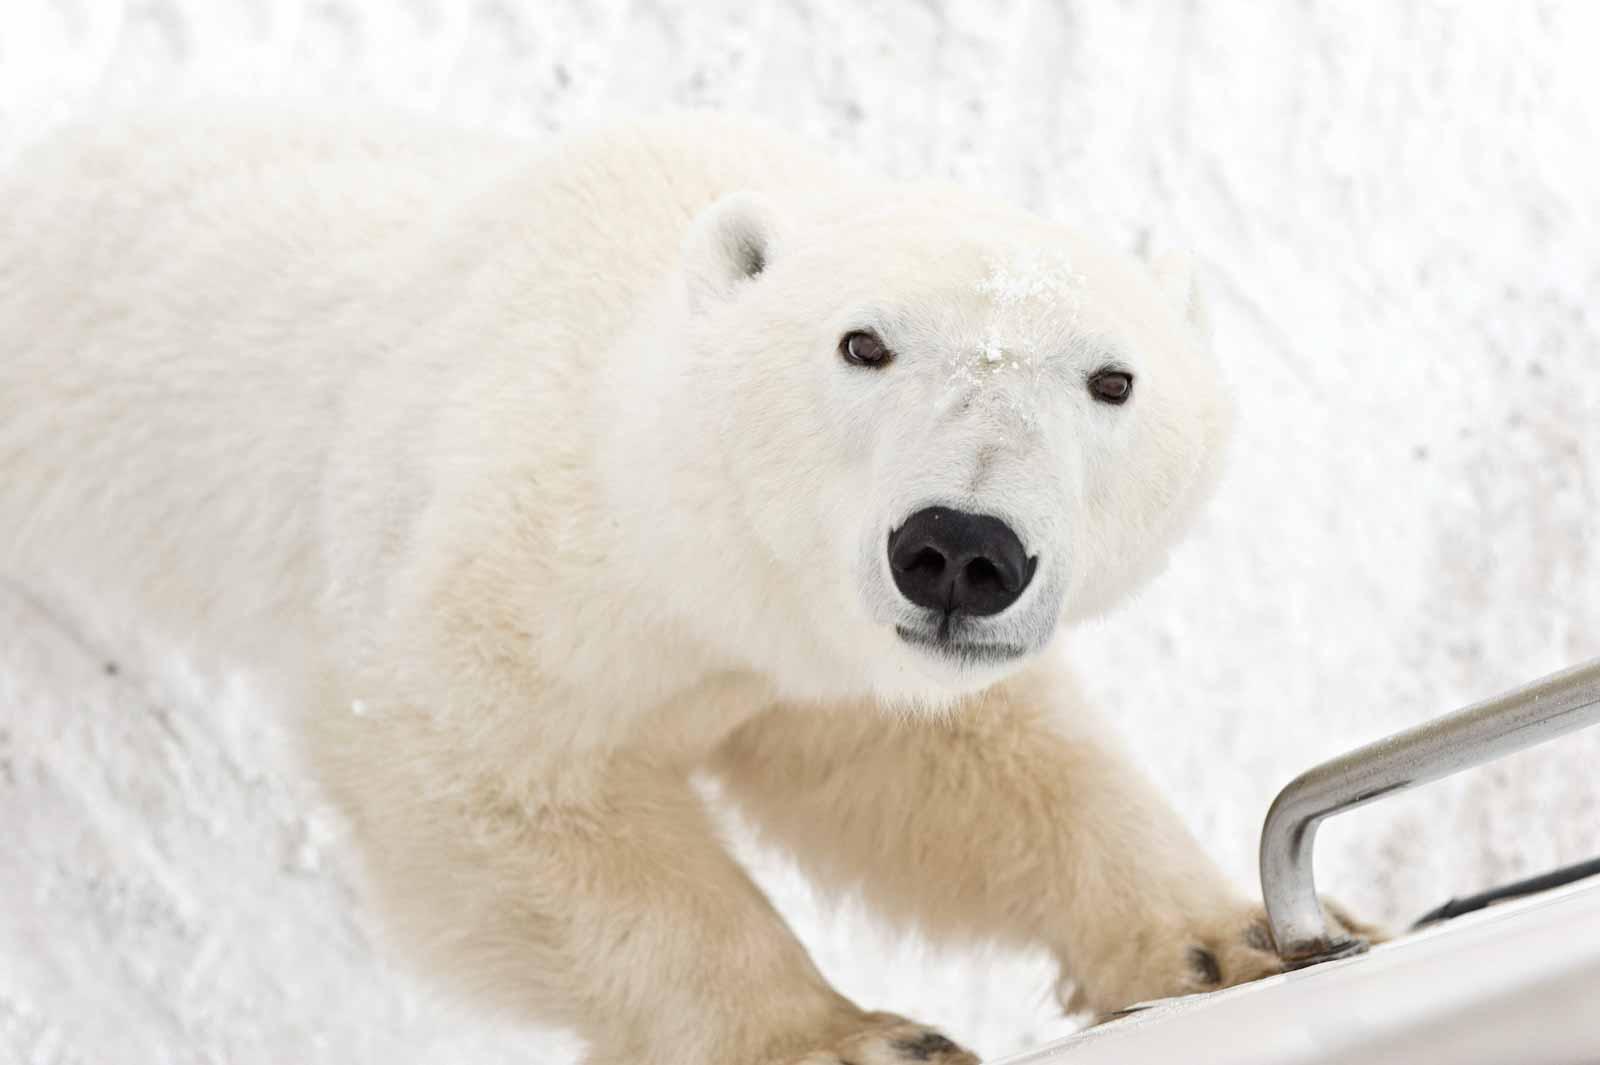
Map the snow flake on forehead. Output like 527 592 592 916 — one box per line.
975 250 1085 310
971 251 1086 361
933 251 1086 425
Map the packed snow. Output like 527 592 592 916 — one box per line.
2 2 1598 1063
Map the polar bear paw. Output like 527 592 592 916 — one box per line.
1063 899 1386 1019
784 1014 977 1065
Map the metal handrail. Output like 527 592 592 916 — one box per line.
1259 657 1600 966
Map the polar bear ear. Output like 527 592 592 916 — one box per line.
684 191 782 312
1150 251 1212 346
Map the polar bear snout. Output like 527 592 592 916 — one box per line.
887 507 1037 618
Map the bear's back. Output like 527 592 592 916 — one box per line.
0 110 529 645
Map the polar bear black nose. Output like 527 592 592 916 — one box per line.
888 507 1037 617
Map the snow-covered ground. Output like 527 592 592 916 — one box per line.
2 2 1597 1063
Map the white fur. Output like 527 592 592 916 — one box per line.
0 110 1344 1065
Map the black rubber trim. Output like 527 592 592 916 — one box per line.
1411 855 1600 930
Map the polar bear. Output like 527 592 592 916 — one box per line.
0 111 1372 1064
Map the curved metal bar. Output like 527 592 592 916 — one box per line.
1260 657 1600 966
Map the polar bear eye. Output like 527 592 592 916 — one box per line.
840 331 893 368
1088 368 1134 405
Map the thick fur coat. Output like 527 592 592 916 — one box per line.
0 111 1371 1064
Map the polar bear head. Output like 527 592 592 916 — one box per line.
669 187 1230 708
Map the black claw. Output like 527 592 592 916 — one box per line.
1187 945 1223 986
892 1032 960 1060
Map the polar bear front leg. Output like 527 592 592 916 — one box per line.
310 699 975 1065
713 658 1380 1019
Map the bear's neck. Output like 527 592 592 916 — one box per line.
592 291 772 682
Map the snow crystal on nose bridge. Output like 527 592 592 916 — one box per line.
937 252 1087 425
